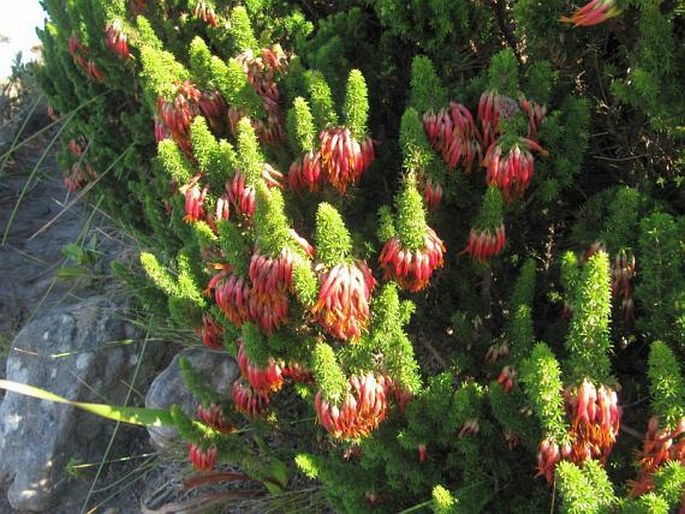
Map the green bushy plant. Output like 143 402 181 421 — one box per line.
28 0 685 512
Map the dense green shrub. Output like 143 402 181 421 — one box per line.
34 0 685 512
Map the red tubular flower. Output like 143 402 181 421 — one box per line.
536 437 566 484
518 95 547 142
237 339 284 395
193 0 218 27
464 223 506 263
458 418 480 438
422 177 443 211
561 0 621 27
315 373 389 439
417 444 427 463
319 127 375 193
282 362 315 384
630 416 685 496
612 250 636 321
484 139 546 203
565 378 621 466
156 81 203 157
209 267 252 327
227 171 255 218
289 151 323 192
423 104 482 173
86 60 104 82
199 90 227 129
311 261 376 341
198 313 223 349
105 20 131 59
188 442 218 472
214 194 230 223
63 164 87 192
497 366 517 393
232 381 270 418
379 228 445 292
196 403 234 434
485 341 510 364
68 139 84 157
180 176 208 223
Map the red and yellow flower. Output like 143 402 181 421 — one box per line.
561 0 621 27
379 227 445 292
319 127 375 193
232 381 270 419
311 261 376 341
188 442 218 472
315 372 389 439
464 223 506 263
237 339 284 395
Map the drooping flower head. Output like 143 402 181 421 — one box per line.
237 337 284 395
311 204 376 341
207 264 252 327
561 0 621 27
156 80 203 157
196 403 234 434
464 186 506 263
105 20 131 60
188 442 218 472
199 313 223 349
379 174 445 292
193 0 218 27
423 102 482 173
180 174 208 223
315 372 389 440
232 381 270 419
484 138 547 203
564 378 621 465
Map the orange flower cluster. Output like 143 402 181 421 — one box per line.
378 227 445 292
188 442 218 471
318 128 375 194
564 379 621 465
104 20 131 60
248 246 302 334
315 373 389 439
232 381 270 418
237 339 284 395
630 416 685 496
464 224 506 263
561 0 620 27
311 261 376 341
611 250 636 321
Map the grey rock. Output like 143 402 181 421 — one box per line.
145 349 238 451
0 296 149 512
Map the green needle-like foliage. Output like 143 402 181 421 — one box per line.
157 139 192 183
230 6 258 52
487 49 520 98
242 322 270 368
343 69 369 140
140 251 178 297
476 186 504 233
190 116 218 174
520 342 569 444
399 107 435 174
138 37 189 101
395 174 428 251
377 205 397 241
236 117 264 183
216 221 250 276
432 484 457 514
304 70 339 130
312 342 347 402
556 460 616 514
565 251 612 383
647 340 685 429
653 461 685 509
286 96 316 154
315 203 352 267
253 183 292 256
409 55 447 114
292 260 318 308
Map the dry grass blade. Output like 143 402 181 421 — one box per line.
141 490 267 514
